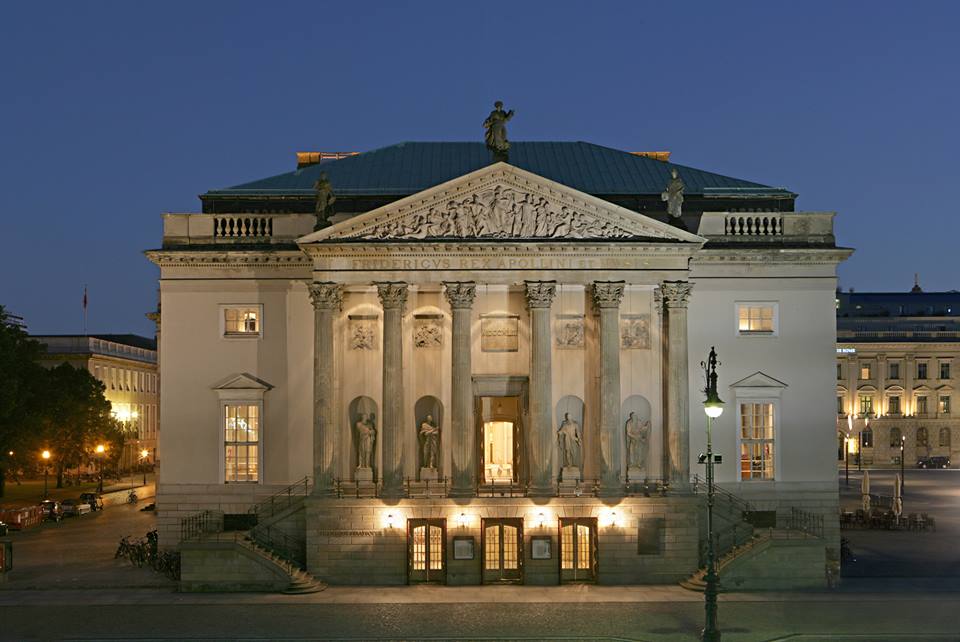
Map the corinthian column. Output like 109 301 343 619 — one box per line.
525 281 556 496
662 280 693 488
309 282 342 496
593 281 625 496
444 282 476 497
377 282 408 497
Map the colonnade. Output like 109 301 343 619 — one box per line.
309 279 693 497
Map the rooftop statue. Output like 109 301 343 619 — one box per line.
661 168 684 219
483 101 514 162
313 172 336 230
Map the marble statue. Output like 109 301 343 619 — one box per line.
313 172 336 231
483 101 514 160
661 168 684 219
418 414 440 469
557 412 582 468
625 412 650 469
354 412 376 468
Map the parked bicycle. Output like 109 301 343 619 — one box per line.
126 489 138 504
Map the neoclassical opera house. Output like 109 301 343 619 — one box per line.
151 133 850 589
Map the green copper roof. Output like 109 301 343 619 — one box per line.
205 142 793 198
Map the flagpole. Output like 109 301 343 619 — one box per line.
83 285 88 334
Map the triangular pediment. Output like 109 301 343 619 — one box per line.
298 162 704 244
212 372 273 391
730 371 789 389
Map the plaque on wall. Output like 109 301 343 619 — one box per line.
621 314 650 350
348 314 378 350
637 517 664 555
481 314 519 352
531 536 552 560
452 536 475 560
413 314 443 348
555 315 584 349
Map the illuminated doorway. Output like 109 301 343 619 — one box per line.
482 518 523 583
476 395 524 486
559 517 597 583
407 518 445 583
483 421 514 483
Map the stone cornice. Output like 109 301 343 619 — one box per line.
692 247 854 265
145 249 310 268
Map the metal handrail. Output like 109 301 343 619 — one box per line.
179 509 224 542
247 477 311 518
248 523 307 568
691 475 753 513
784 507 824 538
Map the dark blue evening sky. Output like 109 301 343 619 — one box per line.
2 1 958 336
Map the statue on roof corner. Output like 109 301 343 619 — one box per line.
483 101 514 162
661 167 685 219
313 172 336 230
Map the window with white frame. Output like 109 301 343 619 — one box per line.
739 402 776 480
736 303 777 335
224 403 260 482
223 305 262 337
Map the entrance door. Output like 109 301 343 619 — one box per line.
559 518 597 583
482 518 523 583
476 395 524 486
483 420 515 483
408 519 446 583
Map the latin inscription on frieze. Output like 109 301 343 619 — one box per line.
343 256 644 271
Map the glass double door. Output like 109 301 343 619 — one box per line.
408 519 445 583
482 518 523 583
560 518 597 583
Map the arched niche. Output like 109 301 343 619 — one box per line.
348 396 378 481
414 396 444 476
621 394 652 481
555 396 585 476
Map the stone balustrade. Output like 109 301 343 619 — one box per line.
162 213 315 246
697 211 836 245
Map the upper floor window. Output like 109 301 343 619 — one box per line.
739 402 775 481
916 395 929 415
888 396 901 415
859 394 874 416
837 395 844 415
939 395 951 415
917 362 928 380
860 364 872 380
837 363 842 380
889 362 900 380
223 305 262 338
736 303 777 336
940 363 951 380
224 403 260 483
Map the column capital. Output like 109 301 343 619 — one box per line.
592 281 625 309
525 281 557 309
443 281 476 309
308 282 342 311
661 280 693 308
376 282 408 309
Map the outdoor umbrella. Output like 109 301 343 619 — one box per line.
893 473 903 522
861 470 871 513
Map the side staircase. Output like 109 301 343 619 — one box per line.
179 477 325 594
680 476 825 592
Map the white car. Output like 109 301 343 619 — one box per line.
60 499 92 516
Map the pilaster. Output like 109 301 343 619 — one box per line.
309 282 342 496
377 282 408 497
593 281 625 495
444 282 477 497
525 280 556 496
662 280 693 488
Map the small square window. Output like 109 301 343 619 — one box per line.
736 303 778 336
889 362 900 379
917 362 928 380
222 305 263 338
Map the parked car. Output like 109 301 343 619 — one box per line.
917 456 951 469
39 500 63 522
60 499 92 517
79 492 103 511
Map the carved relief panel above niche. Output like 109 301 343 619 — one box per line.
348 315 378 350
413 314 443 348
621 314 650 350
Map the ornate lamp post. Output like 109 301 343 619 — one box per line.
95 444 106 494
700 347 724 642
41 450 51 499
139 449 149 486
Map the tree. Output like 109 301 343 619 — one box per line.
0 306 47 498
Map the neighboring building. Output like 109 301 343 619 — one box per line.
836 283 960 468
35 334 159 468
149 137 850 587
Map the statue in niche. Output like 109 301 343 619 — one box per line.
625 412 650 470
557 412 582 469
354 412 377 469
483 101 514 161
661 168 685 219
418 414 440 470
313 172 336 230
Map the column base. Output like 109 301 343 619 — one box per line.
448 487 476 498
527 484 556 498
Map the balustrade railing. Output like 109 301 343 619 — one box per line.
213 216 273 239
724 214 783 237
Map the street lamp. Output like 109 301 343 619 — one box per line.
95 444 106 494
41 450 51 499
900 435 905 493
139 449 149 486
699 346 724 642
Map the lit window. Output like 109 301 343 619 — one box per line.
736 303 777 335
223 306 262 337
939 395 951 415
860 364 872 380
888 396 901 415
739 402 775 481
858 395 874 416
224 404 260 482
